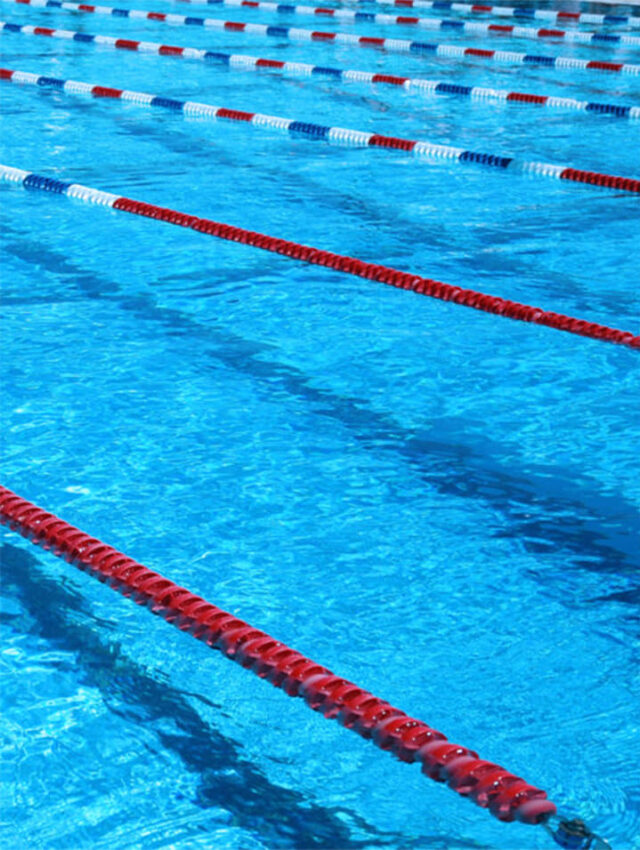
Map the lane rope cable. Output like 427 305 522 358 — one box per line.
0 485 614 848
4 68 640 174
1 164 638 348
3 21 640 112
334 0 640 27
74 0 640 46
0 485 580 832
8 0 640 75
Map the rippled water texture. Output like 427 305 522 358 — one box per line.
1 0 639 847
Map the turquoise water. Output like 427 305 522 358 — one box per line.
1 2 639 848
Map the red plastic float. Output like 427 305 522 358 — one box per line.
0 484 556 826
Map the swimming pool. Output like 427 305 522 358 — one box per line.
1 0 639 845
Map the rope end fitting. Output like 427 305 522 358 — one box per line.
546 816 612 850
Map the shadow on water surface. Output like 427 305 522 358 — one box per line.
0 542 488 850
2 224 639 592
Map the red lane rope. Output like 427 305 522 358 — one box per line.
0 484 556 825
2 167 638 349
113 197 639 349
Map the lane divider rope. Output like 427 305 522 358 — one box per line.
338 0 640 27
0 483 559 825
0 44 640 122
9 0 640 75
575 0 640 5
5 20 640 110
1 165 639 348
76 0 640 47
0 486 621 850
5 67 640 168
571 0 640 6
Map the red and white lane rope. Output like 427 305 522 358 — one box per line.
2 165 639 348
4 21 640 106
341 0 640 28
61 0 640 47
0 483 558 825
9 0 640 75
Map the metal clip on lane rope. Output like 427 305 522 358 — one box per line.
546 816 612 850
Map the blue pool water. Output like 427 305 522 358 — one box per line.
1 1 639 847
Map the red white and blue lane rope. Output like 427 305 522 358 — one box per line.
64 0 640 47
2 165 639 348
4 72 640 185
0 485 559 827
5 22 640 93
3 41 638 120
9 0 640 75
6 66 640 161
341 0 639 28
